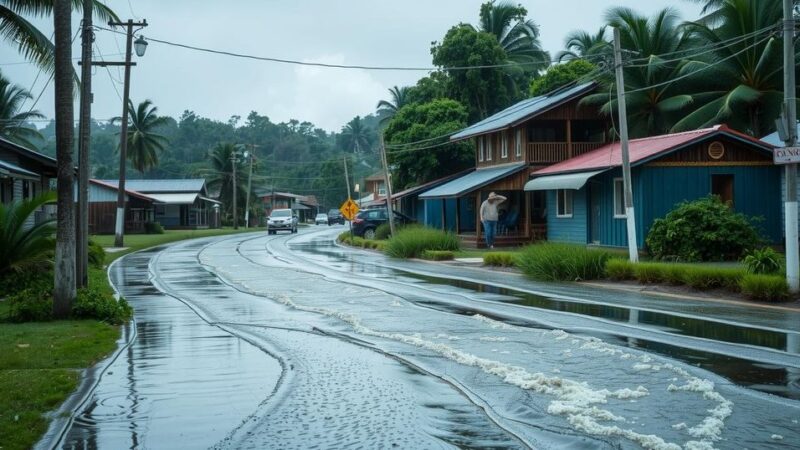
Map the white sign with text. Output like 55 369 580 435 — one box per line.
774 146 800 165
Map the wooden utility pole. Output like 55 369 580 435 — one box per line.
379 134 396 236
111 19 148 247
613 27 639 263
244 144 258 228
76 0 92 288
231 150 239 229
343 155 354 244
783 0 799 292
53 0 76 317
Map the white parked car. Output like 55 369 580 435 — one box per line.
315 213 328 225
267 208 298 234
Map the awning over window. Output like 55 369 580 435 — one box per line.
419 163 526 199
524 170 606 191
147 193 199 205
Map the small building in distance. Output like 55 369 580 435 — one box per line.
85 179 157 234
0 137 57 226
260 191 320 223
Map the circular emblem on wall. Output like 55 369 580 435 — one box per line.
708 141 725 159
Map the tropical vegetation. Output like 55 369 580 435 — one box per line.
0 71 44 148
113 99 170 173
0 192 55 275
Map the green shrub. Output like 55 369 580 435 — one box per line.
604 259 635 280
742 247 782 274
374 223 392 240
484 252 517 267
72 288 132 324
0 192 56 275
635 263 666 284
646 196 762 261
421 250 455 261
7 279 53 322
517 243 611 281
385 226 460 258
144 221 164 234
680 266 744 290
88 240 106 268
662 264 688 285
336 231 352 242
739 274 789 302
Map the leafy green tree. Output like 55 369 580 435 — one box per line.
376 86 411 124
406 72 449 105
556 27 609 62
582 7 693 137
478 1 549 73
0 191 55 275
339 116 371 153
0 0 117 72
0 71 44 148
384 99 472 189
674 0 789 136
432 24 512 121
113 99 170 174
206 143 246 221
529 60 597 97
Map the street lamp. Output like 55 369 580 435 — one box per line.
134 36 148 57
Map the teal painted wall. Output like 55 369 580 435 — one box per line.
546 187 588 243
423 198 458 231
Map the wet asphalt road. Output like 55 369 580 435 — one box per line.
52 226 800 449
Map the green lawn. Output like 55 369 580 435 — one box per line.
0 226 252 450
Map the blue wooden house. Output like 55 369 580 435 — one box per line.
524 125 781 248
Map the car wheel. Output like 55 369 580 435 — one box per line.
364 228 376 240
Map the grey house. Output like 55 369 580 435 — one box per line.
0 137 57 225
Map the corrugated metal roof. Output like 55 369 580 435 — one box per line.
533 125 772 176
89 179 157 202
450 82 597 141
524 170 605 191
0 159 39 178
99 179 206 193
419 163 526 199
391 169 472 200
0 136 57 168
147 193 199 205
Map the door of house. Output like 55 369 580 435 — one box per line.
711 174 734 206
590 185 601 244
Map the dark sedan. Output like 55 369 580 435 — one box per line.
327 209 345 225
351 208 414 239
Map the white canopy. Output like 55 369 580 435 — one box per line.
524 170 606 191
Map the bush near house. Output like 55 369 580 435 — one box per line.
646 196 762 262
483 252 518 267
517 243 611 281
374 223 392 240
144 221 164 234
384 226 460 258
0 193 56 276
742 247 783 274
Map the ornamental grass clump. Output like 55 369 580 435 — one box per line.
634 263 666 284
679 266 744 291
739 274 789 302
604 259 635 280
385 225 460 258
517 243 610 281
483 252 517 267
421 250 455 261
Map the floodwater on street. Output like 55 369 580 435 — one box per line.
51 227 800 450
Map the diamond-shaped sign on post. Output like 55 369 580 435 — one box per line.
339 199 360 221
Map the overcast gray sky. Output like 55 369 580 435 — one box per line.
0 1 702 132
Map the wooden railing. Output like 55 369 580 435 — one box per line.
527 142 605 163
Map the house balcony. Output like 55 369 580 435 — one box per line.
527 142 604 164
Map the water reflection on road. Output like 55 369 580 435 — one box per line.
54 229 800 449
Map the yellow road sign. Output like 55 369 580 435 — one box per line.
339 199 360 221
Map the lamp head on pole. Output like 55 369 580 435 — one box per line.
134 36 148 57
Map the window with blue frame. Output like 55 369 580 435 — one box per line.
556 189 573 217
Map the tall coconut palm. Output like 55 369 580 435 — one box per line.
206 143 246 219
340 116 371 153
478 0 549 72
376 86 410 124
581 7 693 138
0 192 55 274
0 72 44 148
0 0 117 72
674 0 788 136
556 27 610 62
113 99 170 173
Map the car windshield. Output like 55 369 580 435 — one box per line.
271 210 291 217
316 214 327 219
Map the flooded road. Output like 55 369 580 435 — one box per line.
54 228 800 449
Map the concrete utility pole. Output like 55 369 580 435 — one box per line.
613 27 639 263
231 150 239 230
379 134 396 236
784 0 799 293
76 0 92 288
109 19 148 247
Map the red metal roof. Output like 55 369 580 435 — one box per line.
533 125 772 176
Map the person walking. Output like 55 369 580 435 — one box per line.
480 192 507 249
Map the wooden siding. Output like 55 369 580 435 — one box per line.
646 138 772 165
546 188 588 243
527 141 604 164
536 97 601 121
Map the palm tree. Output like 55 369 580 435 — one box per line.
673 0 787 136
376 86 410 124
0 71 44 148
581 7 693 138
206 143 246 220
478 0 549 72
0 192 55 274
340 116 370 153
0 0 117 72
556 27 610 62
113 99 170 173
